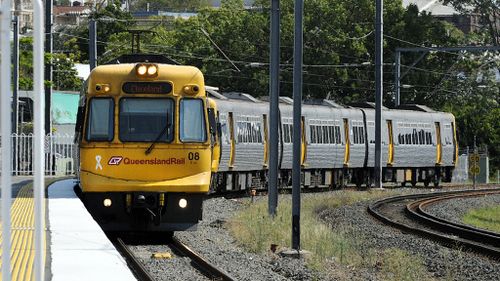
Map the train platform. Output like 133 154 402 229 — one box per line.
2 177 136 281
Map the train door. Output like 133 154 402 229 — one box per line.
452 122 458 166
301 116 307 166
387 120 394 166
360 110 369 167
263 114 269 167
228 112 236 168
435 122 442 165
343 118 350 166
207 107 220 172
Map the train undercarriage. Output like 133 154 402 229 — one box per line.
80 191 204 232
211 166 454 192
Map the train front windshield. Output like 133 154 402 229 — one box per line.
119 98 174 142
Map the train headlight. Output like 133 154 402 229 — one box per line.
95 84 111 93
103 198 112 207
136 63 159 77
136 64 147 76
147 65 158 75
182 84 200 95
178 198 187 208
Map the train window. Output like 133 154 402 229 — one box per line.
353 126 365 144
335 126 341 144
316 126 323 144
328 126 334 144
256 123 263 143
86 98 114 141
220 122 230 144
310 125 317 143
283 123 292 143
119 98 174 142
322 126 329 144
236 119 262 144
180 99 207 142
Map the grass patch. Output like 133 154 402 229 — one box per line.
463 205 500 232
228 190 433 280
379 248 430 281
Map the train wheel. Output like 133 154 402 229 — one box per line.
411 170 418 187
423 179 430 188
209 174 217 193
433 174 441 188
355 171 364 189
365 173 373 188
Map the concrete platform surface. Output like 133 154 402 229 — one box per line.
48 179 136 281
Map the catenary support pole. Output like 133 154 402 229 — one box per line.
292 0 303 250
12 16 19 134
0 0 13 279
394 51 400 107
89 18 97 71
268 0 280 216
34 0 46 278
374 0 383 188
45 0 52 134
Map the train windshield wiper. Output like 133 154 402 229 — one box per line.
145 122 170 155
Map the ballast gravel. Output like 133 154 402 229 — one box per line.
133 187 500 280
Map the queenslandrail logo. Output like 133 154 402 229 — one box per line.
108 156 185 165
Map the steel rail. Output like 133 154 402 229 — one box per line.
170 237 237 281
115 237 155 281
411 191 500 245
368 188 500 259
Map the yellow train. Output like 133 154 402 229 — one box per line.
75 58 220 231
76 56 458 232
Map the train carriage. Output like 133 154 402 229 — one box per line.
76 56 458 233
76 61 220 231
209 92 458 191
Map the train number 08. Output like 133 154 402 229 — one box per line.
188 152 200 161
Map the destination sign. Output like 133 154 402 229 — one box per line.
122 82 172 94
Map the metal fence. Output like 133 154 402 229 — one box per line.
9 133 76 176
452 147 490 183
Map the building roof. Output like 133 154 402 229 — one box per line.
402 0 458 16
53 5 90 16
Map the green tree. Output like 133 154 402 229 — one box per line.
18 37 82 91
57 0 134 63
441 54 499 170
130 0 210 12
101 0 497 170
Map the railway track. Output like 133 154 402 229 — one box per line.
212 182 499 199
112 234 237 281
368 188 500 259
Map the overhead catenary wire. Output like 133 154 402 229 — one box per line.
55 29 458 73
53 25 489 96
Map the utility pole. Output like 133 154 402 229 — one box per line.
0 0 13 279
292 0 303 251
268 0 280 216
89 18 97 70
12 15 19 134
33 0 46 278
45 0 53 134
473 135 477 189
374 0 384 188
394 51 400 107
